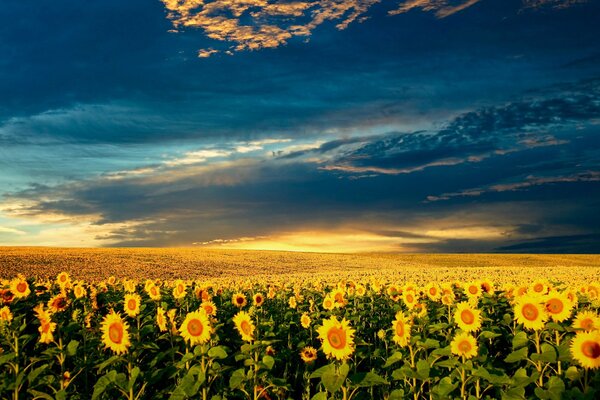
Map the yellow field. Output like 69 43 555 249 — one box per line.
0 247 599 285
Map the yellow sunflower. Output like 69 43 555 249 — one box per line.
402 290 418 310
514 295 548 330
0 306 13 323
355 284 366 297
233 311 255 342
544 291 573 322
300 312 311 329
573 310 600 332
481 280 494 295
232 292 247 308
451 332 478 359
331 288 346 308
147 284 161 301
10 276 30 299
391 311 411 347
322 294 335 311
570 331 600 369
288 296 297 309
253 293 265 307
200 300 217 316
156 307 167 332
101 311 131 354
123 293 141 318
48 293 69 313
454 302 482 332
123 279 137 293
179 310 213 345
56 272 71 289
530 280 548 297
38 316 57 344
172 280 187 300
442 293 455 306
316 316 355 361
300 346 318 363
464 282 482 299
73 284 86 299
425 283 441 301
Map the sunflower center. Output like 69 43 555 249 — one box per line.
16 282 27 293
327 327 346 349
582 341 600 359
241 320 252 335
533 283 543 292
407 294 414 303
236 297 244 305
458 340 471 353
468 286 478 294
128 299 136 310
581 318 594 330
395 321 405 337
335 293 344 302
187 319 203 336
546 299 563 314
461 309 475 324
429 287 437 295
109 322 123 344
522 303 539 321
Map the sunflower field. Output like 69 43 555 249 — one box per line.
1 272 600 400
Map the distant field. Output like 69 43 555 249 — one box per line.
0 247 599 284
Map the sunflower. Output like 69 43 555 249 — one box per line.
100 311 131 354
232 292 247 308
570 331 600 369
442 293 455 306
147 284 161 301
530 280 548 297
0 289 14 305
73 284 86 299
156 307 167 332
451 332 478 359
454 302 482 332
200 300 217 316
480 280 494 295
253 293 265 307
464 282 482 299
288 296 297 309
572 310 600 331
514 295 548 330
48 293 69 313
355 284 366 297
331 288 346 308
233 311 255 342
300 312 311 329
425 283 441 301
123 279 137 293
10 275 30 299
300 346 318 363
124 293 141 317
172 280 187 300
322 295 335 311
402 290 418 310
544 291 573 322
38 316 57 344
391 311 411 347
316 316 355 361
56 272 71 289
0 306 13 323
179 310 213 345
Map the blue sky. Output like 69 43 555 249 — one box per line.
0 0 599 252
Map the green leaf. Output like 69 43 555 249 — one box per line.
27 364 48 384
530 343 557 363
480 331 501 340
473 367 510 385
96 356 122 373
27 390 54 400
310 364 335 379
420 339 440 349
502 387 525 400
229 369 246 390
321 363 349 394
128 367 141 391
348 372 388 387
431 346 452 357
565 366 581 381
432 377 458 398
311 392 328 400
0 353 16 366
208 346 228 360
416 359 430 379
504 347 528 363
55 390 67 400
389 389 405 400
262 355 275 370
512 331 529 350
383 352 403 368
66 340 79 357
92 370 117 400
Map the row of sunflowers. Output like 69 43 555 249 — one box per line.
0 272 599 399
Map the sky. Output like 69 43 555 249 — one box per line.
0 0 599 252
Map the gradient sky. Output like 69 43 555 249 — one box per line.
1 0 599 252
